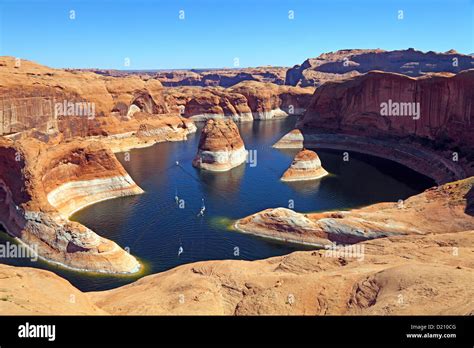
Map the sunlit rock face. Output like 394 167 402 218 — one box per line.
299 70 474 146
235 177 474 246
192 118 248 172
229 81 314 119
281 149 328 182
163 81 314 122
0 135 142 274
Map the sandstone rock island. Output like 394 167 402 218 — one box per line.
192 118 248 171
0 1 473 322
281 149 328 181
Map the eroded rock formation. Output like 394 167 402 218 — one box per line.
298 69 474 183
164 87 253 122
193 119 247 171
281 149 328 182
236 177 474 245
0 56 198 149
229 81 313 119
0 135 142 273
286 48 474 87
164 82 314 122
155 66 288 87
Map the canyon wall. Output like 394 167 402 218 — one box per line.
164 87 254 122
297 69 474 182
0 56 200 273
286 48 474 87
0 57 312 136
164 82 314 122
0 56 171 137
300 70 474 143
0 135 142 273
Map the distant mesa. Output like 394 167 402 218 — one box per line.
154 66 288 87
192 118 248 172
281 149 328 182
273 129 304 149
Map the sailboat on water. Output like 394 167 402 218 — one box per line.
197 198 206 217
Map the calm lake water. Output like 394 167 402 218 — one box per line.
0 118 434 291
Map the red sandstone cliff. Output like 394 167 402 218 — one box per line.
229 81 314 119
0 56 174 137
0 135 142 273
164 87 253 122
298 69 474 182
300 70 474 143
164 82 314 121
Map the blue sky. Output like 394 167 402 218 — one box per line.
0 0 472 69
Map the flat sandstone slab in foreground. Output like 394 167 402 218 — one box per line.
236 177 474 245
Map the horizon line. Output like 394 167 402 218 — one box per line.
4 47 472 72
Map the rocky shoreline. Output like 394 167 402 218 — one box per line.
235 177 474 246
0 136 143 274
300 132 465 185
1 228 473 315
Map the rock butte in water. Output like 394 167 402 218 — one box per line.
272 129 304 149
281 149 328 182
192 118 248 172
